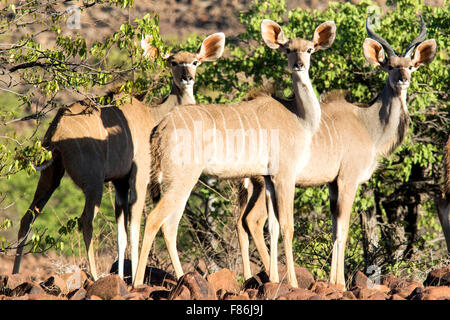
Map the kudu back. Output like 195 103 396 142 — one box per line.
13 32 225 284
238 16 437 287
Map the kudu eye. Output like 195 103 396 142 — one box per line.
307 48 313 54
192 60 199 66
388 65 394 71
285 48 291 54
171 61 177 67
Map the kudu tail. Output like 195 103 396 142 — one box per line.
149 125 162 203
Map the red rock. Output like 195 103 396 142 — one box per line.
258 282 291 300
366 291 388 300
40 275 68 296
244 288 259 300
68 287 87 300
110 260 177 289
111 295 125 300
342 291 357 300
277 288 314 300
85 275 129 300
390 294 406 300
223 292 250 300
170 284 191 300
243 271 270 290
352 271 371 289
207 268 240 296
28 293 61 300
354 287 388 300
130 285 153 299
123 292 144 300
10 282 44 297
423 286 450 300
0 274 27 294
60 270 89 291
172 272 215 300
278 266 315 289
309 294 327 300
89 295 103 300
390 279 423 298
382 274 402 290
423 266 450 287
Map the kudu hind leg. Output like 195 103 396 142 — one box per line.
113 179 130 281
80 184 103 281
127 166 149 283
264 176 280 283
134 180 196 286
13 159 64 274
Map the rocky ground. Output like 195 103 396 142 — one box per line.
1 256 449 300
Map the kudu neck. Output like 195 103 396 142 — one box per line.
359 81 409 156
291 71 321 134
171 83 196 105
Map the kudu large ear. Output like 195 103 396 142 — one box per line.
312 21 336 50
363 38 387 67
197 32 225 62
261 19 288 49
411 39 437 68
141 35 172 60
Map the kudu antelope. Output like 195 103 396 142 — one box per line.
12 32 225 283
238 16 437 287
133 20 337 287
436 135 450 254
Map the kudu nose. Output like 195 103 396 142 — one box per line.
293 62 304 71
181 74 193 82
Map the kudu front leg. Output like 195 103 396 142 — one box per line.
13 160 64 274
329 180 357 288
265 176 298 288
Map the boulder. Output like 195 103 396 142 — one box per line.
243 271 270 290
110 259 177 289
171 272 215 300
40 275 68 296
10 282 44 297
258 282 292 300
207 268 240 296
0 274 27 295
68 287 87 300
60 269 89 291
423 266 450 287
277 287 314 300
278 266 315 289
422 286 450 300
28 293 62 300
390 279 423 298
85 275 129 300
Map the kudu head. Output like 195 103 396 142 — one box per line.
261 19 336 73
363 16 437 92
142 33 225 91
